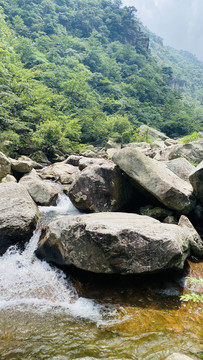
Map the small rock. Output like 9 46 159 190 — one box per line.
64 155 82 167
1 174 17 183
0 151 11 180
139 205 173 220
163 216 178 224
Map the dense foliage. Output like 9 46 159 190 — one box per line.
0 0 202 157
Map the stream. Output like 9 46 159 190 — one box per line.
0 188 202 360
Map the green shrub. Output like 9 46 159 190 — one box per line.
179 132 200 144
180 277 203 303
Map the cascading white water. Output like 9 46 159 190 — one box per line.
0 191 101 321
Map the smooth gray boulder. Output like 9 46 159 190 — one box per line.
105 139 122 150
10 157 42 174
64 155 82 167
68 161 132 212
19 170 58 206
138 124 169 141
0 182 39 255
78 157 107 171
0 152 11 180
80 150 98 158
189 160 203 203
112 148 196 214
40 162 79 184
168 141 203 164
36 213 203 274
1 174 17 183
161 158 195 182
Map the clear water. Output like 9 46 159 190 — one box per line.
0 189 202 360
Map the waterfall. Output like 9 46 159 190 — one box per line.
0 191 101 321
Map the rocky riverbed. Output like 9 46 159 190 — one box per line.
0 128 203 359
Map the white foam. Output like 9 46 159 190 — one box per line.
39 193 81 216
0 230 101 321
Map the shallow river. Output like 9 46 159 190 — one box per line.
0 190 202 360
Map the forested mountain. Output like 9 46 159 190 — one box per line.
0 0 202 157
148 30 203 106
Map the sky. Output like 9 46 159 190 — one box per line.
121 0 203 61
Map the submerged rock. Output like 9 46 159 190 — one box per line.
0 182 39 255
112 148 196 214
36 213 203 274
68 161 133 212
164 353 194 360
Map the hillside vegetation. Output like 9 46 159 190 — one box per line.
0 0 202 157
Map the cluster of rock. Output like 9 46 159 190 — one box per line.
0 127 203 275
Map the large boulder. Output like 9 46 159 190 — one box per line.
168 141 203 164
138 124 169 141
189 160 203 203
19 170 59 206
0 152 11 180
36 213 203 274
40 162 79 184
10 156 42 174
30 150 50 164
112 148 196 214
68 161 133 212
0 182 39 255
